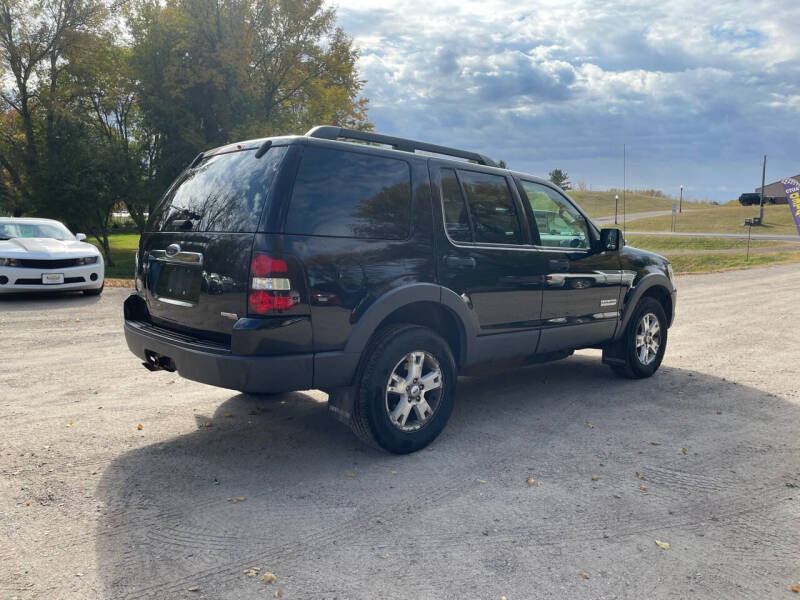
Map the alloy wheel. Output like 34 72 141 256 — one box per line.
635 312 661 365
384 351 443 431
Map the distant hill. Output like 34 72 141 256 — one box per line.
568 190 706 218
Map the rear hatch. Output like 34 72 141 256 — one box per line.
139 144 288 340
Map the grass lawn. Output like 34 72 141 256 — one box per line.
625 235 798 252
669 251 800 274
624 204 799 236
89 233 139 279
570 190 704 218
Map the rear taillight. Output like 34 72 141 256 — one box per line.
249 291 295 312
251 255 287 276
248 252 296 315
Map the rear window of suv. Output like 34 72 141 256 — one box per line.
147 146 287 233
285 146 412 239
440 168 522 245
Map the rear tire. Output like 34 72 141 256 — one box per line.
611 297 667 379
83 285 103 296
351 324 457 454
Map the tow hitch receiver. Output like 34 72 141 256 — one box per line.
143 350 176 372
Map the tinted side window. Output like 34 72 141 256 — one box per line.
148 147 287 233
285 146 411 239
521 180 590 249
458 170 522 244
440 168 471 242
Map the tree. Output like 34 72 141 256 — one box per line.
34 117 119 262
128 0 372 194
0 0 108 212
548 169 571 190
68 35 152 232
0 0 372 259
0 109 26 215
0 0 133 262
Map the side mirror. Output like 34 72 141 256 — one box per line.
76 233 87 242
599 228 623 251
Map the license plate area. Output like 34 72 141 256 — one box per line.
153 264 201 306
42 273 64 285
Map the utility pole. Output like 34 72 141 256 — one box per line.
759 155 766 223
623 144 627 234
614 194 619 224
679 185 683 213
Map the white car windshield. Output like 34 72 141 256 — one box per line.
0 222 75 241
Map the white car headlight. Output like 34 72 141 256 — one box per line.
0 258 20 267
666 263 674 281
76 256 99 265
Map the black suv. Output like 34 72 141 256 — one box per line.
124 126 676 453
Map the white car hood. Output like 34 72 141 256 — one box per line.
0 237 101 260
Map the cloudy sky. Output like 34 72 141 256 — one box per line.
332 0 800 201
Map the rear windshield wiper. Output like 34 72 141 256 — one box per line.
177 220 195 230
167 208 201 230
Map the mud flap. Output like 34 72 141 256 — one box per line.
327 386 357 425
602 337 628 367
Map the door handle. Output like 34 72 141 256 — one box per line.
548 258 569 272
444 255 477 269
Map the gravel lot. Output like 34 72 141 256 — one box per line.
2 265 799 599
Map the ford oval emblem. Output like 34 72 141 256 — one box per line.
166 243 181 256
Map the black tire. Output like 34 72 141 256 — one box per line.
83 285 104 296
611 297 668 379
351 324 457 454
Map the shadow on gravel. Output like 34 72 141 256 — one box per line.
0 290 102 310
96 355 800 600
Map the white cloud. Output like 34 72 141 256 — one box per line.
332 0 800 199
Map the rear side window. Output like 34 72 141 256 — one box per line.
148 147 287 233
442 169 522 245
440 168 471 242
285 146 412 239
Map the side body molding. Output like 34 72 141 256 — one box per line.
439 286 480 363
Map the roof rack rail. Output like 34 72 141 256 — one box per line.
304 126 498 167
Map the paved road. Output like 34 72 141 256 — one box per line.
593 210 673 225
625 230 800 241
659 245 800 256
592 212 799 242
2 267 800 599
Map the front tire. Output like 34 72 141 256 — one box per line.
611 297 668 379
351 324 457 454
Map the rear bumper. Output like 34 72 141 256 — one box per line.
124 319 313 394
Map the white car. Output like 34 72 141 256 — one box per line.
0 217 105 295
